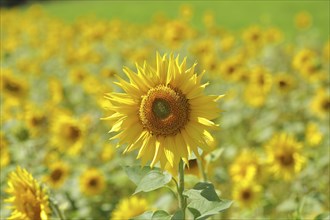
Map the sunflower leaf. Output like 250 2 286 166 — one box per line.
132 211 153 220
134 170 172 194
183 182 232 220
151 210 171 220
124 166 157 186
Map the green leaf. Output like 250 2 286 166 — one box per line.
124 166 155 185
152 210 171 220
314 212 330 220
171 210 184 220
134 170 172 194
132 211 153 220
184 182 232 220
204 148 224 163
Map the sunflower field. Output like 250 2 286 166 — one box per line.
0 1 329 220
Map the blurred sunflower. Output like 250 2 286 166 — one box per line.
265 133 305 181
1 132 10 167
294 11 312 29
273 73 295 94
50 112 85 155
5 166 50 220
229 149 263 183
310 88 330 119
79 168 106 196
1 68 28 100
242 25 264 48
111 196 149 220
24 104 48 137
104 53 222 169
305 122 323 147
232 181 262 208
44 161 70 189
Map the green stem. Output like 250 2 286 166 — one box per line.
177 159 186 219
49 198 65 220
197 158 208 182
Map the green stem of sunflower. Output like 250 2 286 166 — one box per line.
197 158 208 182
49 198 65 220
178 159 187 219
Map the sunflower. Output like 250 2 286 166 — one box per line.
273 73 295 94
104 53 222 169
265 133 305 181
111 196 149 220
219 57 243 82
1 68 28 100
305 122 323 147
310 88 330 119
1 132 10 167
44 161 70 189
24 103 48 137
232 181 262 208
50 112 85 155
5 166 50 220
229 149 263 183
79 168 106 196
294 11 312 29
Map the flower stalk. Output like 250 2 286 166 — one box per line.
178 159 187 219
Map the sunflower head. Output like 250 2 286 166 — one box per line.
111 196 149 220
79 168 106 196
44 161 70 189
265 133 305 180
232 181 262 208
5 166 50 220
104 53 223 170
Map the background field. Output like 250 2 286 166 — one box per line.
25 0 329 40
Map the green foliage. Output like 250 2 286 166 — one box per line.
314 213 330 220
151 210 171 220
184 182 232 220
124 166 172 194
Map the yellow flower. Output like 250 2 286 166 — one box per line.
292 49 315 71
229 150 263 183
310 88 330 119
79 168 106 196
242 26 264 48
111 196 149 220
50 112 85 155
264 27 283 44
295 11 312 29
265 133 305 181
243 66 272 107
48 78 63 105
305 123 323 147
179 4 193 22
69 67 88 83
44 161 70 189
273 73 295 94
100 144 115 162
24 103 48 137
1 68 28 100
0 132 10 167
5 167 50 220
104 53 223 170
219 57 243 82
163 20 192 48
232 181 262 208
220 34 235 52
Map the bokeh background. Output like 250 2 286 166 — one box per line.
1 0 329 219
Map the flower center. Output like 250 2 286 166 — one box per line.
153 99 171 119
278 153 294 167
139 85 190 136
51 169 63 182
